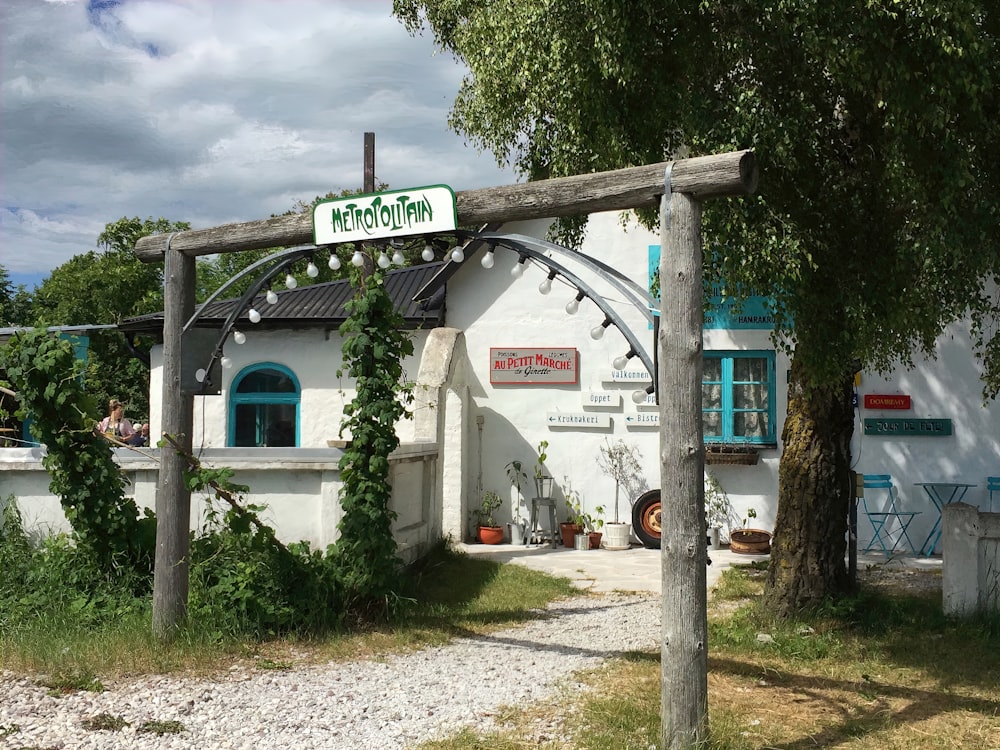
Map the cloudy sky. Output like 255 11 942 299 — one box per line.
1 0 517 288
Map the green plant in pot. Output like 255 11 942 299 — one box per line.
597 438 642 549
704 471 733 549
729 506 772 554
533 440 552 498
505 459 529 545
564 484 604 549
472 490 504 544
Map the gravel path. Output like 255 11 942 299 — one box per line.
0 592 660 749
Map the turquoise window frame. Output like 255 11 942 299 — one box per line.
227 362 301 447
703 351 776 445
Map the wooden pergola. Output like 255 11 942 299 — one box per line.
134 149 757 748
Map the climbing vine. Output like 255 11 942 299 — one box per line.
0 329 154 575
333 257 415 618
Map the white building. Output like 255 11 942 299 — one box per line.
4 211 999 556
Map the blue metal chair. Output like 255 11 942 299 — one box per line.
988 476 1000 513
861 474 921 557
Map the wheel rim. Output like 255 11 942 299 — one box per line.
639 502 661 536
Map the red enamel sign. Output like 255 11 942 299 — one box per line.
863 394 911 410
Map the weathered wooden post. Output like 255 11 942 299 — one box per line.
152 239 195 639
659 181 708 748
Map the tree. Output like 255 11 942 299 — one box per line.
0 265 33 327
395 0 1000 613
30 216 189 418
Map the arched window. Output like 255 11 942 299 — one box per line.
228 363 300 447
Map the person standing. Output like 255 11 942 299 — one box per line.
98 398 135 442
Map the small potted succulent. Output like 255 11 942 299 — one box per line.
729 507 772 554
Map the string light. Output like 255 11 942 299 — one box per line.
285 274 298 289
451 244 465 263
377 251 391 269
538 271 556 294
613 350 636 370
510 256 527 278
391 249 405 265
232 330 246 344
266 289 278 305
422 243 435 262
632 388 651 404
306 261 319 278
590 317 612 340
481 249 495 269
220 356 233 370
565 291 585 315
195 368 207 383
328 253 341 271
351 250 365 267
248 308 262 324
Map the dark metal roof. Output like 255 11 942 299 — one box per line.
120 262 447 337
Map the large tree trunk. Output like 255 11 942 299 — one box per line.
764 350 854 616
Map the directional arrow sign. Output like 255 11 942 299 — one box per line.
625 412 660 428
546 412 611 428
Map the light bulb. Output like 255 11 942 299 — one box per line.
590 324 606 340
565 297 580 315
422 244 435 262
377 252 391 268
632 389 648 405
451 246 465 263
306 261 319 278
481 251 494 269
538 277 552 294
285 274 298 289
266 289 278 305
248 308 261 324
195 368 206 383
220 356 233 370
328 254 341 270
613 354 629 370
511 261 525 278
232 330 246 345
351 250 365 267
391 250 405 265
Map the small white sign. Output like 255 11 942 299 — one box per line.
546 412 612 428
313 185 457 245
604 368 652 384
582 391 622 407
624 412 660 428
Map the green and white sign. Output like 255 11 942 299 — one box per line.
313 185 457 245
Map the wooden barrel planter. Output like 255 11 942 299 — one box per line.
729 528 772 554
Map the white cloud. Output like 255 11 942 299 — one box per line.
0 0 515 279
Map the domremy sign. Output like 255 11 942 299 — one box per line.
312 185 458 245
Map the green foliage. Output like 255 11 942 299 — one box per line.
395 0 1000 393
335 257 415 619
0 264 33 327
29 216 189 417
0 330 154 574
471 490 503 528
0 498 148 635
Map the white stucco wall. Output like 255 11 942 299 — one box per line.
148 327 431 448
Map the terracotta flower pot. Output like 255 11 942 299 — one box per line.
588 531 603 550
560 522 583 548
730 528 772 554
477 525 504 545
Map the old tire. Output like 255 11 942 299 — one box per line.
632 489 661 549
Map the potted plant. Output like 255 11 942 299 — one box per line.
533 440 553 498
597 438 642 550
472 490 504 544
560 480 585 548
729 507 772 554
704 471 732 550
564 484 604 549
505 459 529 545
